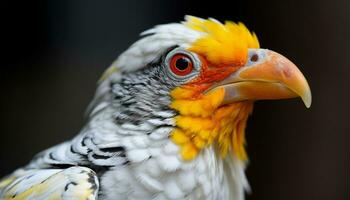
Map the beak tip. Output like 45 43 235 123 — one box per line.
304 101 312 108
302 91 312 108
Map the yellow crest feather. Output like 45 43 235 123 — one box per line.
185 16 259 66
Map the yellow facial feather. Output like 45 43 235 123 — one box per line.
170 87 225 118
170 87 253 161
185 16 259 66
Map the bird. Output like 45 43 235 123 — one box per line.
0 16 311 200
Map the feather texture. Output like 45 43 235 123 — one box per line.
0 167 99 200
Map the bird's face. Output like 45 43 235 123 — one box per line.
104 16 311 162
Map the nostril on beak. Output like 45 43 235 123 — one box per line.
250 53 259 62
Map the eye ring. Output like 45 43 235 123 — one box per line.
246 49 267 66
169 53 194 76
164 47 201 81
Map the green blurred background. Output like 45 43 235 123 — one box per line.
1 0 349 199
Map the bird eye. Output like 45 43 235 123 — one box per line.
250 53 259 62
169 54 194 76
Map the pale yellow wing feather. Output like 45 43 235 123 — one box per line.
0 167 99 200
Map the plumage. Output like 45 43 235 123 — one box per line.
0 16 311 200
0 167 99 200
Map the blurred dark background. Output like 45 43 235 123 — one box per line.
1 0 349 199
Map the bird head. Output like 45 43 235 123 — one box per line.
94 16 311 162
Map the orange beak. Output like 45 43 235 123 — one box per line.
206 49 312 107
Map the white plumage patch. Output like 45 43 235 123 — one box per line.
110 17 203 72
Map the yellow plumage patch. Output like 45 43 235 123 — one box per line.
0 177 15 189
4 172 65 200
170 87 225 117
185 16 259 66
170 86 253 161
98 66 119 84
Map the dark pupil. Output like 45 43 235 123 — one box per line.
175 57 189 70
250 53 259 62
